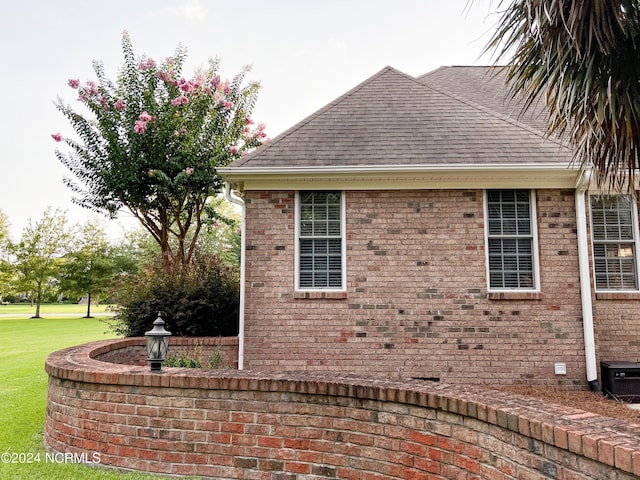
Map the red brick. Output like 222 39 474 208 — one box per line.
284 461 310 474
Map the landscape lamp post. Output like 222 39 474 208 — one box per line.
145 313 172 372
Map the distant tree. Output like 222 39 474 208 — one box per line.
486 0 640 189
113 227 161 271
0 209 11 302
59 222 119 317
194 196 241 268
53 32 266 271
0 209 8 245
11 208 70 318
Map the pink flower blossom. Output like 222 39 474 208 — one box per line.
68 79 80 89
113 98 126 111
184 167 194 176
85 81 98 96
134 120 147 134
222 100 234 110
157 70 173 83
192 75 203 89
138 111 155 122
229 145 239 155
51 133 62 142
171 95 189 106
139 58 157 71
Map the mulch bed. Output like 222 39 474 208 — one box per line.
499 385 640 425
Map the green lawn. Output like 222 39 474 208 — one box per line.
0 315 175 479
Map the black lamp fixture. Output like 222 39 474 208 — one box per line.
145 312 172 371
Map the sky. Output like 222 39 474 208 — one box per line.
0 0 503 240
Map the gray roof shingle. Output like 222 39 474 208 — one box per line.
417 66 550 134
228 66 571 170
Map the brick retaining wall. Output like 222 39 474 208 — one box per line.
91 336 239 368
45 339 640 479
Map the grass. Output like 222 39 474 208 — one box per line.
0 313 174 480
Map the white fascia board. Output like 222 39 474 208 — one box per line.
219 163 580 191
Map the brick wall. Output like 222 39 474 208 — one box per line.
243 189 591 386
92 337 239 369
594 297 640 365
44 339 640 480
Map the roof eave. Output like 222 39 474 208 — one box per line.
219 163 581 191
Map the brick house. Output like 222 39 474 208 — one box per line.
220 66 640 388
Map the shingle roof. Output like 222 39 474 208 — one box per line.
227 66 571 170
417 66 550 134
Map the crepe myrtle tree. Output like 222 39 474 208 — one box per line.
53 32 266 270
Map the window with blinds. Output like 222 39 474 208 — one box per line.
297 191 344 289
590 195 639 290
486 189 536 289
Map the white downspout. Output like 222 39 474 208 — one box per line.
575 168 599 388
224 183 246 370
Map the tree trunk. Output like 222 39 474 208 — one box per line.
85 292 93 318
33 284 42 318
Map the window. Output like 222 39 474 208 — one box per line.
297 191 345 289
486 189 537 290
590 195 639 290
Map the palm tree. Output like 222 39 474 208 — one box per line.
486 0 640 190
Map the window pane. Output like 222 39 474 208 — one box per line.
590 195 638 290
314 221 327 236
314 204 327 221
298 192 343 289
486 189 535 289
300 221 313 236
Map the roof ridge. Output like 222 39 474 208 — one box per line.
418 68 568 149
232 66 400 167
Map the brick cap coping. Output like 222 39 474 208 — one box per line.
46 338 640 476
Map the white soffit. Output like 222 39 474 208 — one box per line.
219 164 580 191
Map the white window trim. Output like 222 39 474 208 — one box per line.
294 190 347 292
484 189 541 292
589 194 640 292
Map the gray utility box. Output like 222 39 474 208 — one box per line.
600 361 640 402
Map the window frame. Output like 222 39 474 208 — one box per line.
589 194 640 292
484 189 540 292
295 190 347 291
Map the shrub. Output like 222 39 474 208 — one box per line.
164 342 203 368
111 254 239 337
163 341 226 369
